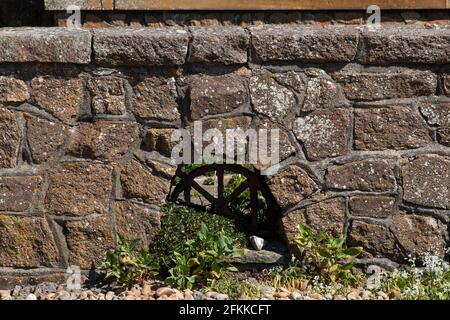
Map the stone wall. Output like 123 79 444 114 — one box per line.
0 24 449 286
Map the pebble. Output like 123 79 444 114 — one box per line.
105 291 115 300
389 290 401 299
360 290 371 300
184 290 194 300
193 291 206 300
0 279 400 301
289 291 302 300
26 294 37 300
142 284 152 297
324 293 333 300
260 286 276 296
156 287 176 297
377 291 389 300
274 291 290 299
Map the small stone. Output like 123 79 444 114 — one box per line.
0 290 11 300
184 290 194 300
142 284 152 297
334 295 346 300
324 294 333 300
156 287 176 297
193 291 206 300
79 291 88 300
274 291 290 299
249 236 266 251
347 292 362 300
309 293 322 300
289 291 302 300
377 291 389 300
389 290 401 299
260 286 276 296
0 76 29 102
26 294 37 300
105 291 115 300
360 290 372 300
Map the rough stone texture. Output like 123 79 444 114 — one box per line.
281 208 307 252
249 71 302 123
87 76 127 115
418 99 450 146
391 214 447 258
45 162 113 216
0 216 58 268
301 69 345 112
305 197 346 236
360 28 450 65
294 109 351 161
31 77 85 124
113 201 161 248
250 25 359 63
188 26 249 64
401 154 450 209
93 28 189 66
282 198 345 251
333 69 437 101
0 76 29 102
132 77 179 122
0 108 21 168
144 128 177 158
187 116 253 161
354 107 431 150
0 28 91 64
189 74 247 120
0 176 42 212
349 196 396 219
120 160 170 206
25 115 69 164
267 164 318 210
64 216 114 269
348 221 401 260
325 159 397 192
256 119 295 162
67 121 140 161
437 127 450 146
418 100 449 127
444 75 450 96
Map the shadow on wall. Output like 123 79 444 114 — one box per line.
0 0 52 27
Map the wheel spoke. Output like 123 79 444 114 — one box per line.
217 168 224 201
223 178 251 205
191 179 216 204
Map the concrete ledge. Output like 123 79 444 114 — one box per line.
93 27 189 66
359 27 450 65
0 28 92 64
0 26 449 66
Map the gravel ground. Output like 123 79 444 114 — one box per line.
0 281 400 301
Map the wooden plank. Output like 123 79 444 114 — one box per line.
45 0 113 10
113 0 449 10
